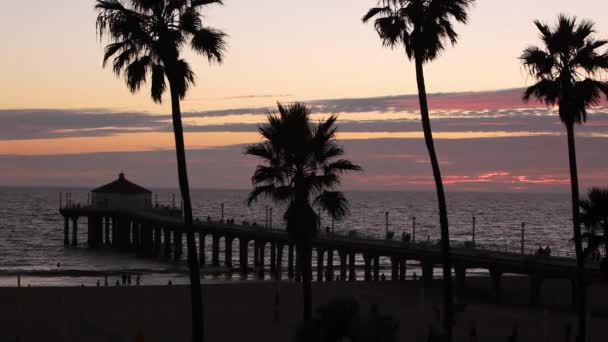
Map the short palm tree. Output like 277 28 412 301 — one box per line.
245 102 362 321
581 187 608 258
363 1 474 340
521 15 608 342
95 1 227 341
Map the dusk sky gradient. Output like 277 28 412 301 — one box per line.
1 0 608 191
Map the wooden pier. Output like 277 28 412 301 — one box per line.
59 205 603 305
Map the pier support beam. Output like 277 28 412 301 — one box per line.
326 249 334 281
163 229 172 258
153 227 161 256
339 251 347 281
490 268 503 303
63 216 70 245
253 240 260 269
455 266 466 297
132 222 140 250
212 235 220 267
173 231 182 260
239 239 249 276
316 249 325 282
270 242 276 276
373 255 380 281
422 261 433 288
570 278 578 309
116 216 131 250
295 249 302 282
71 217 78 247
87 215 103 248
104 217 110 245
529 275 543 306
363 254 372 281
198 232 206 265
288 244 295 279
257 242 265 279
275 243 283 279
348 253 356 281
111 217 118 248
142 223 154 255
391 257 399 281
399 258 407 281
225 237 233 268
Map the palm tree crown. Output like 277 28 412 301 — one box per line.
245 103 362 235
581 187 608 257
96 0 227 102
362 0 474 62
521 15 608 125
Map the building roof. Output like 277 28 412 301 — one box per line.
92 173 152 194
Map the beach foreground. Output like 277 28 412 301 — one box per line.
1 277 608 342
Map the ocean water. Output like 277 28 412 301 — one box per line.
0 187 573 286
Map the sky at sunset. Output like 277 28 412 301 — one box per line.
1 0 608 191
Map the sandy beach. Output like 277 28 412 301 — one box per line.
1 276 608 342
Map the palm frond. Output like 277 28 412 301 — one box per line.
325 160 363 173
523 79 559 107
362 7 391 23
95 0 227 101
190 27 228 63
314 191 350 222
150 63 166 103
244 142 275 162
520 46 554 77
191 0 224 8
125 55 151 92
171 59 196 99
246 184 293 206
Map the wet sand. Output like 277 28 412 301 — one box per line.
1 277 607 342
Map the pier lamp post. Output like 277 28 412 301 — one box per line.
412 216 416 242
521 222 526 255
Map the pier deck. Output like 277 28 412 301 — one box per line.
59 205 603 305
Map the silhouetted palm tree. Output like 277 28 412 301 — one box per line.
245 103 361 321
95 1 227 341
521 15 608 342
581 187 608 257
362 1 474 340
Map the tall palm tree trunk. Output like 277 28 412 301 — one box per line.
566 123 587 342
299 241 313 320
169 80 205 342
415 57 454 342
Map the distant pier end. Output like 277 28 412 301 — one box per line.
91 172 152 210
